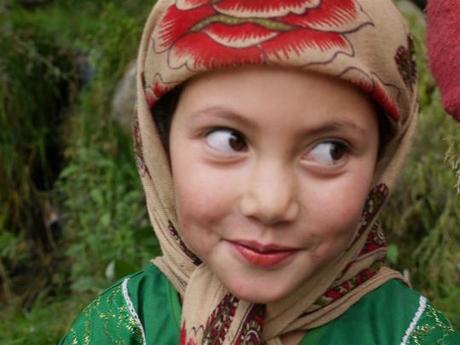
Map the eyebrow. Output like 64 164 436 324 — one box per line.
191 105 367 137
303 121 367 137
191 106 258 130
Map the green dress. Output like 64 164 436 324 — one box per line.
59 264 459 345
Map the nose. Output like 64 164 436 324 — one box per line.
239 160 299 225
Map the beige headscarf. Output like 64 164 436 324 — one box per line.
134 1 418 344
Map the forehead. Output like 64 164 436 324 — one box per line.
175 66 378 133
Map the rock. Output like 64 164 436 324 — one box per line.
111 60 137 133
75 53 95 88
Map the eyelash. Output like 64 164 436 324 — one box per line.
203 127 351 166
204 127 248 154
303 140 350 166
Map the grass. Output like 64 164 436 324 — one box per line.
0 293 95 344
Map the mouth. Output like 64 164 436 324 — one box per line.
229 240 298 269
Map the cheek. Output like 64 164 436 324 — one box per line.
305 173 373 259
174 167 231 222
310 181 368 227
172 155 242 253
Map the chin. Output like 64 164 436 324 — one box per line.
233 288 289 304
224 278 293 304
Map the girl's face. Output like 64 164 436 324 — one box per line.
169 66 379 303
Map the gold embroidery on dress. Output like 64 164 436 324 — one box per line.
66 285 145 344
409 303 455 345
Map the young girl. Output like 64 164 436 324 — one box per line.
60 0 459 344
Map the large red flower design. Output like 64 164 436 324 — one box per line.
154 0 371 70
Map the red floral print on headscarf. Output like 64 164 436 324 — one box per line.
180 323 198 345
144 74 174 109
154 0 371 70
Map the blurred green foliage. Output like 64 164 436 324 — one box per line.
382 4 460 327
0 0 79 308
0 0 458 344
52 0 160 294
0 1 158 343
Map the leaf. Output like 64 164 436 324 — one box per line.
386 244 399 265
100 212 111 227
58 164 78 179
90 188 104 205
71 276 99 292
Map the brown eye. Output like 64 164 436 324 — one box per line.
205 129 248 154
304 141 349 165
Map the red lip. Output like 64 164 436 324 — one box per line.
229 240 298 269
